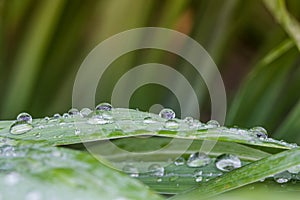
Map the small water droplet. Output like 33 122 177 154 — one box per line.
43 116 50 122
215 154 241 172
274 171 292 183
207 120 220 127
159 108 175 120
62 113 70 119
174 157 185 166
17 112 32 123
10 122 33 135
148 164 164 177
123 164 139 177
68 108 79 116
164 120 179 129
80 108 92 117
195 176 203 182
95 102 112 111
250 126 268 139
53 113 61 119
143 117 156 124
184 116 194 124
187 152 211 167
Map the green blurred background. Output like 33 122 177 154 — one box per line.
1 0 300 143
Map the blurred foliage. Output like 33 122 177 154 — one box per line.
1 0 300 143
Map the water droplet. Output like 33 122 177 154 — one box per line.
274 171 292 183
68 108 79 116
195 176 203 182
174 157 185 166
250 126 268 139
43 116 50 122
62 113 70 119
164 120 179 129
17 112 32 123
87 115 113 125
159 108 175 120
156 178 162 182
95 102 112 111
34 133 41 138
143 117 156 124
80 108 92 117
187 152 211 167
184 117 194 124
148 164 164 177
53 113 61 119
10 122 33 135
215 154 241 172
207 120 220 127
288 165 300 174
123 164 139 177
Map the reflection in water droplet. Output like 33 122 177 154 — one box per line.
68 108 79 116
96 102 112 111
274 171 292 183
123 164 139 177
187 152 211 167
215 154 241 172
250 126 268 139
17 112 32 123
10 122 33 135
164 120 179 129
62 113 70 119
148 164 164 177
159 108 175 120
174 157 185 166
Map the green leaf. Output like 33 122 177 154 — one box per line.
0 137 163 200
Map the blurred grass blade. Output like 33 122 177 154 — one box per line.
264 0 300 51
170 147 300 199
1 0 66 118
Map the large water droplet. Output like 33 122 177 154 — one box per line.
17 112 32 123
123 164 139 177
96 102 112 111
174 157 185 166
187 152 211 167
10 122 33 135
250 126 268 139
164 120 179 129
215 154 241 172
159 108 175 120
148 164 164 177
274 171 292 183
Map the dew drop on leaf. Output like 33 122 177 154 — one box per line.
206 120 220 127
215 154 241 172
164 120 179 129
123 164 139 177
274 171 292 183
159 108 175 120
10 122 33 135
174 157 185 166
148 164 164 177
80 108 92 117
95 102 113 111
187 152 211 168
